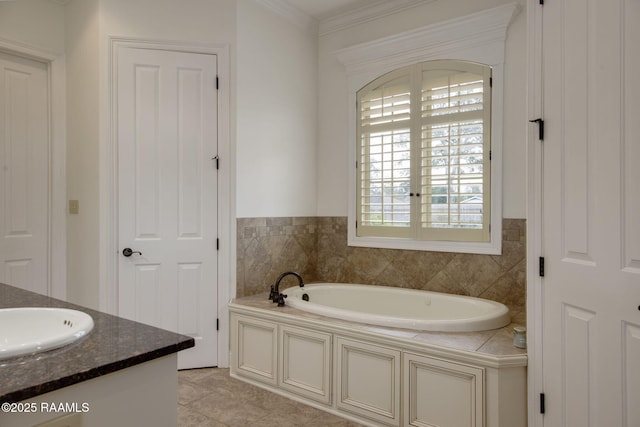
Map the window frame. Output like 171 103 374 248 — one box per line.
356 60 493 246
349 60 501 254
337 3 517 255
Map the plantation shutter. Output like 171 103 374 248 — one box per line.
420 61 491 242
357 68 413 238
356 60 491 243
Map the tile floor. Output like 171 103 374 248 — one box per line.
178 368 366 427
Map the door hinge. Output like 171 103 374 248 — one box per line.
489 77 493 87
216 318 219 331
539 256 545 277
212 155 219 170
489 150 492 160
216 238 220 250
540 393 546 414
216 76 219 90
530 118 544 140
539 0 544 4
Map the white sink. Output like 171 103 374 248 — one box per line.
0 307 94 360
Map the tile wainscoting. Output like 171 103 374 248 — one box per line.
236 217 525 312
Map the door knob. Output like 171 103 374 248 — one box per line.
122 248 142 257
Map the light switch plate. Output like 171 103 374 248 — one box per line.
69 199 79 214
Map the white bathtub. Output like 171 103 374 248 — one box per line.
282 283 511 332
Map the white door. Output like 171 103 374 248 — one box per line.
0 52 49 295
541 0 640 425
117 47 218 369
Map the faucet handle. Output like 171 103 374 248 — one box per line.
268 286 276 301
277 293 287 307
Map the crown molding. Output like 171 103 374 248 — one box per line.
254 0 318 34
319 0 435 36
0 36 62 59
334 3 521 75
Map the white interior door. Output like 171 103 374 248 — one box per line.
117 47 218 369
0 51 49 295
541 0 640 425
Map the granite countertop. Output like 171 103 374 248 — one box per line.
231 292 528 361
0 283 194 403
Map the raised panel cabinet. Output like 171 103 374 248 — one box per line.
403 352 484 427
229 304 527 427
279 325 332 404
336 337 401 426
231 315 278 385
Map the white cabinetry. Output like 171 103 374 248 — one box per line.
232 315 278 385
231 315 333 404
0 356 178 427
229 306 527 427
280 325 332 404
337 338 401 426
403 352 484 427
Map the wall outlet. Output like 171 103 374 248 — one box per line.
69 199 79 214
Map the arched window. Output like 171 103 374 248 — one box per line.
356 60 492 243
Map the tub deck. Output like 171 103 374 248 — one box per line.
232 292 527 360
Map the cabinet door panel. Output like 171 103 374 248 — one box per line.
232 315 278 385
337 337 401 426
404 352 484 427
280 326 332 404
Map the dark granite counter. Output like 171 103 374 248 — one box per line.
0 283 194 403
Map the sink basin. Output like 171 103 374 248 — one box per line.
0 307 94 360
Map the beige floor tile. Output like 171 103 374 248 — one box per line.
178 368 367 427
178 404 228 427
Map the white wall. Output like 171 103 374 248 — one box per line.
236 0 318 218
0 0 65 54
65 0 100 308
0 0 528 307
97 0 236 44
64 0 238 308
0 0 316 306
502 3 527 218
316 0 527 219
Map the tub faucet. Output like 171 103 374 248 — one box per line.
269 271 304 306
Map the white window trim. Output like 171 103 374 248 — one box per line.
335 3 520 255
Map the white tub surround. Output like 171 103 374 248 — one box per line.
282 283 511 332
230 294 527 427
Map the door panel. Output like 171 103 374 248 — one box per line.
561 305 595 427
623 322 640 425
623 0 640 273
0 52 49 295
117 47 218 369
541 0 640 425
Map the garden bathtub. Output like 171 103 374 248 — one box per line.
282 283 510 332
